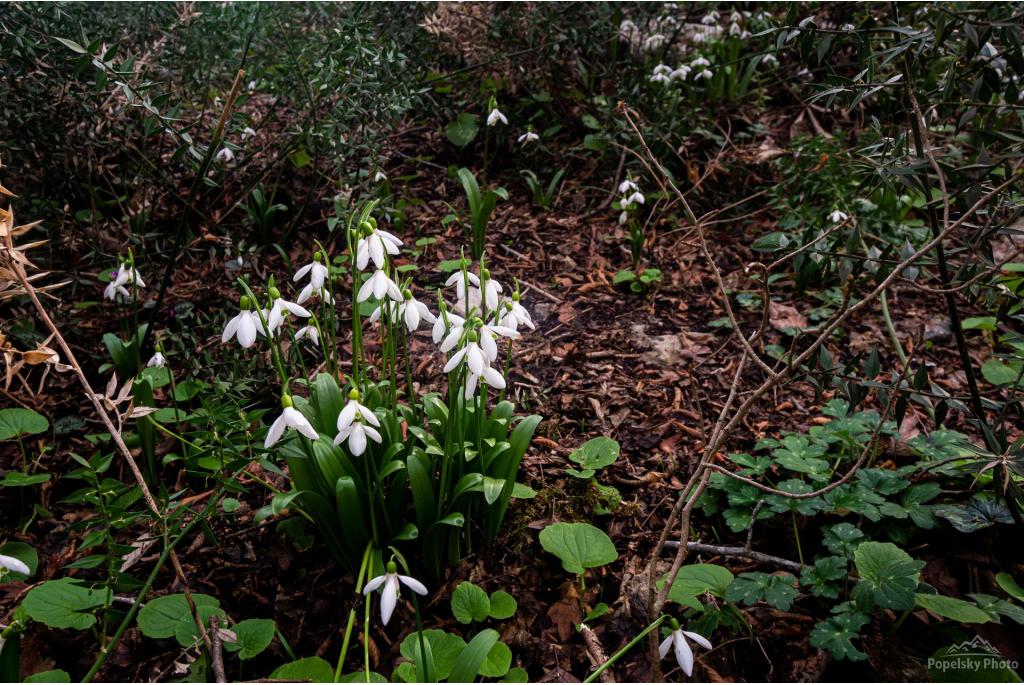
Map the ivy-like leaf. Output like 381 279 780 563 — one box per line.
852 542 923 611
725 572 798 611
809 612 869 661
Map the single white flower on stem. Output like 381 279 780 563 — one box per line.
691 56 711 68
0 553 30 576
433 311 465 347
517 131 540 145
265 395 320 449
266 287 312 333
622 191 646 209
618 179 639 194
619 211 629 225
479 269 504 312
398 290 437 333
694 68 714 81
222 296 261 348
478 322 519 362
499 293 535 332
293 252 330 290
336 389 379 434
487 108 508 127
356 223 403 271
294 325 320 347
650 64 672 84
103 262 146 301
147 352 166 368
297 283 334 305
373 170 388 183
363 561 428 626
670 65 692 81
357 269 403 303
701 10 720 25
828 209 849 223
367 300 399 324
215 147 235 164
242 126 257 140
334 390 381 457
659 619 713 677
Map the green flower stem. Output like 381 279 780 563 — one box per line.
334 545 372 682
582 615 666 684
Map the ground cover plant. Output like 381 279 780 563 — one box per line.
2 1 1024 683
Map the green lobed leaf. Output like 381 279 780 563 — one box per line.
488 590 517 620
568 437 620 471
852 541 923 611
0 408 49 441
224 618 276 659
137 593 221 639
23 578 112 630
451 581 491 624
269 657 335 682
539 522 617 575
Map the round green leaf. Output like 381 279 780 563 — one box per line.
451 581 490 624
25 670 70 683
224 618 276 659
174 604 228 647
399 629 466 681
478 639 512 678
568 437 620 471
23 579 111 630
221 498 241 513
663 563 735 608
488 590 517 620
0 408 48 441
539 522 617 575
446 113 479 148
270 657 334 683
137 593 221 639
852 541 924 611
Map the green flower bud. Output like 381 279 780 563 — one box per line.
314 251 323 263
512 291 520 302
481 268 491 280
668 617 680 631
386 560 397 574
467 330 479 343
360 222 374 237
269 286 281 299
240 295 252 310
348 388 360 401
403 289 413 301
281 394 294 408
368 216 377 229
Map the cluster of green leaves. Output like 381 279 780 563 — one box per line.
564 437 622 515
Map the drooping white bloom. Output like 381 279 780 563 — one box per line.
433 312 465 347
357 269 403 303
297 283 334 305
446 270 502 315
356 228 403 271
147 352 166 368
701 11 720 25
267 294 311 333
397 292 437 333
373 170 388 183
694 68 714 81
293 258 330 291
517 131 540 145
499 296 535 332
618 179 639 194
294 325 320 346
618 19 637 41
334 421 382 456
103 263 146 301
659 622 713 677
242 126 256 140
730 10 742 22
619 211 629 225
215 147 234 163
762 53 779 66
222 309 261 348
643 33 667 51
487 108 508 126
670 65 691 81
264 402 319 449
650 64 672 84
691 56 711 68
363 562 428 626
828 209 849 223
336 392 379 435
622 191 646 209
0 553 30 576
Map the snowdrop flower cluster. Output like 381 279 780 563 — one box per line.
659 619 713 677
617 178 645 224
103 261 146 301
650 64 673 84
691 56 713 81
363 561 428 626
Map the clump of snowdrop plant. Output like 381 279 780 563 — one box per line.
103 257 145 302
616 176 647 269
220 199 541 635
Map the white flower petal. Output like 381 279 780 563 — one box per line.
398 575 428 595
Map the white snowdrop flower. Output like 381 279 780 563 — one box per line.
241 126 256 140
478 322 519 362
294 325 319 347
828 209 849 223
266 289 311 333
246 80 257 92
264 397 319 449
693 32 706 44
643 33 667 51
618 179 639 194
763 53 779 66
691 56 711 68
659 620 713 677
670 65 691 81
367 299 399 324
373 170 388 183
103 263 146 301
336 390 380 435
730 10 742 22
433 311 466 347
0 553 30 576
694 68 713 81
222 299 261 348
701 11 720 25
729 22 742 36
650 71 671 85
618 19 637 40
499 294 535 332
215 147 234 164
293 254 330 290
397 290 436 333
147 352 166 368
357 269 403 303
841 23 855 32
619 211 629 225
479 272 504 312
517 131 540 145
333 413 382 456
297 283 334 305
622 191 646 209
363 561 428 626
356 225 403 271
487 108 508 126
